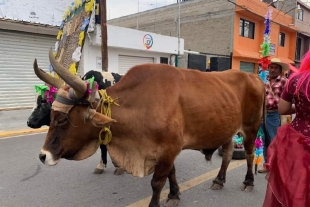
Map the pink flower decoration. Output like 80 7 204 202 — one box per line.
44 86 58 103
255 138 263 148
86 82 99 96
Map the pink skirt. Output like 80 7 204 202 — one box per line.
262 124 310 207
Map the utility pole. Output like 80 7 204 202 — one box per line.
136 0 139 29
100 0 108 71
176 0 181 67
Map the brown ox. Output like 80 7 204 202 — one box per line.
37 49 265 207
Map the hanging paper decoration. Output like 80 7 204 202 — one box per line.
85 0 95 13
69 62 77 75
254 126 264 174
80 17 90 31
72 46 82 62
258 67 268 84
258 8 272 83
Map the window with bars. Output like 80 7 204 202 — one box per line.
240 61 255 73
297 10 303 20
160 57 169 64
239 19 255 39
295 37 302 60
279 32 285 47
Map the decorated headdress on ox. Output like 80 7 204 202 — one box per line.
36 49 101 112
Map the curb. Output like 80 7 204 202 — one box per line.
0 128 48 138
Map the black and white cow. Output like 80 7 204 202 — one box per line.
27 70 123 174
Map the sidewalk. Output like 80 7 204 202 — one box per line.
0 109 48 138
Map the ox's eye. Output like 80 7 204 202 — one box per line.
56 117 68 126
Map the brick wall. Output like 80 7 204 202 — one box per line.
108 0 235 68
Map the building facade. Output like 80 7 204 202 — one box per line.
109 0 297 73
109 0 235 69
234 0 297 73
274 0 310 66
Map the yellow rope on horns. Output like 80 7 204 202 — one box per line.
98 90 119 145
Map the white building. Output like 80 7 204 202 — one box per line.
82 24 184 75
0 1 184 110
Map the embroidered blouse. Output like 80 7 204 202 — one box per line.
281 74 310 137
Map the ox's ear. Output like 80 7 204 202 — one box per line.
92 112 117 127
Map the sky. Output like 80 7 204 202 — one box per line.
0 0 176 26
107 0 176 20
1 0 309 26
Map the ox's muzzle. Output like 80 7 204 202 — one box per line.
39 150 59 166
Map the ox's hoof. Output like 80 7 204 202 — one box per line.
164 198 180 207
93 168 104 174
209 183 223 190
113 167 125 175
93 162 105 174
241 184 254 192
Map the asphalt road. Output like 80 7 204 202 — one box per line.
0 133 267 207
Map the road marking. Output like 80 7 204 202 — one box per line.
127 159 246 207
0 129 48 139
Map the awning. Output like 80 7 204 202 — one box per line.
278 57 294 64
233 49 295 64
233 49 260 60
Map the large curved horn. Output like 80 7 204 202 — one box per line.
33 59 64 89
48 48 87 99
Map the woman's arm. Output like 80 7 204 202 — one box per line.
278 98 295 115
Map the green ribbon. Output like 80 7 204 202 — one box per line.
35 85 49 98
86 76 95 88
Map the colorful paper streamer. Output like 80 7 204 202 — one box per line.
258 8 273 72
254 126 264 174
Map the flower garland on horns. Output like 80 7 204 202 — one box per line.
258 8 272 84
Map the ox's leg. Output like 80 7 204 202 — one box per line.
241 128 257 192
149 161 178 207
164 164 180 207
93 144 107 174
210 140 234 190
